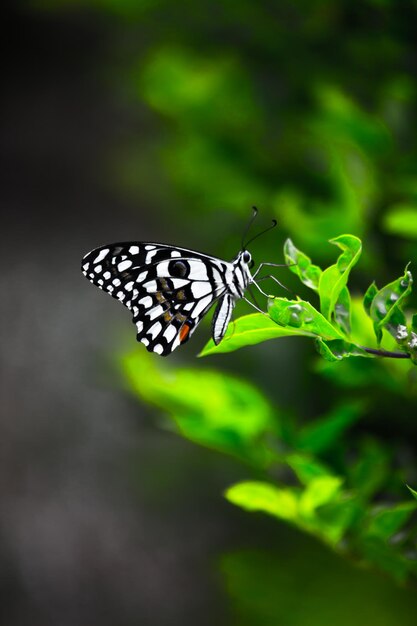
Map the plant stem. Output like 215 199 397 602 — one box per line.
360 346 410 359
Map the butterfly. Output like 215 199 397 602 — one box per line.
81 210 283 356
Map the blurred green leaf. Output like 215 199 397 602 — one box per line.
318 235 362 334
383 205 417 239
225 481 299 522
122 352 273 464
407 485 417 501
299 476 343 518
141 48 259 129
221 548 417 626
365 502 416 542
283 238 322 290
285 453 332 485
297 401 365 454
349 439 391 500
318 496 363 545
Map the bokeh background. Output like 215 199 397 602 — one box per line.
2 1 417 625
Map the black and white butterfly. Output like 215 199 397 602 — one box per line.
81 212 283 356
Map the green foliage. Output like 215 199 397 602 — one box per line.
122 351 274 466
123 348 417 584
383 206 417 239
202 235 416 364
220 548 417 626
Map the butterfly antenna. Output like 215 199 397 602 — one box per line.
244 218 277 248
241 206 259 249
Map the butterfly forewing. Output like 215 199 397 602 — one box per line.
81 242 230 355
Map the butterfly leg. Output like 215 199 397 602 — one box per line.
243 296 268 315
252 262 289 280
252 275 295 299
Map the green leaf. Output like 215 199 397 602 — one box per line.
359 537 414 584
285 453 331 485
365 502 416 542
383 205 417 239
368 266 413 344
122 352 273 465
283 238 322 290
315 338 370 361
297 401 365 454
225 481 299 522
199 312 323 356
349 439 390 500
299 476 343 518
334 285 351 335
317 497 362 544
407 485 417 501
318 235 362 333
268 298 345 340
363 281 378 316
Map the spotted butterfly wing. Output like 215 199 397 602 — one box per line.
81 242 236 355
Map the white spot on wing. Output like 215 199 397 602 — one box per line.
171 278 188 289
94 248 109 264
191 295 212 318
164 326 177 343
153 344 163 355
129 245 140 254
191 282 212 298
136 320 144 332
212 267 223 285
141 337 149 347
145 245 156 250
112 278 121 287
143 280 157 291
146 249 158 264
148 322 162 339
139 296 153 308
103 271 111 280
188 261 208 281
118 260 132 272
137 271 147 282
125 281 134 291
156 261 170 277
117 291 125 301
149 305 164 320
170 251 181 258
94 264 102 273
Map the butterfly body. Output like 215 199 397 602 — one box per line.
81 241 254 356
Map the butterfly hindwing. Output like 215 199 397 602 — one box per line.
81 242 229 355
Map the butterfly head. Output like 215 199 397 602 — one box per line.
233 249 255 291
241 249 254 269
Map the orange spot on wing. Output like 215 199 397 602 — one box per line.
179 323 191 343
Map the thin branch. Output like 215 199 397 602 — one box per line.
360 346 411 359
